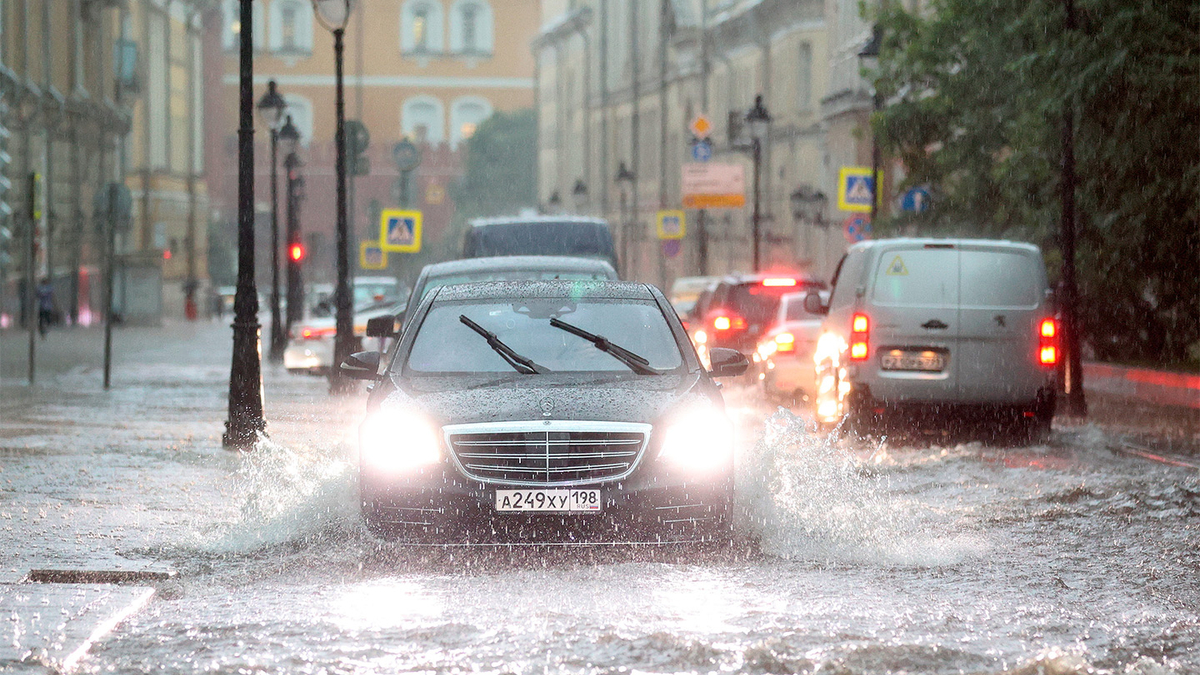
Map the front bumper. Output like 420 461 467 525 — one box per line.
360 465 733 545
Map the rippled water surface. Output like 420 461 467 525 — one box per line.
2 337 1197 675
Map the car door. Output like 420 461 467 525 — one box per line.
866 244 960 403
955 246 1045 404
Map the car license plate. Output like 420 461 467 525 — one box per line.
495 489 602 513
880 350 945 372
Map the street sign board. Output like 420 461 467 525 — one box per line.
681 163 746 209
690 139 712 162
689 114 713 140
837 166 880 213
901 186 931 213
380 209 422 253
392 139 421 172
360 242 388 270
661 239 682 259
843 214 872 243
656 210 686 240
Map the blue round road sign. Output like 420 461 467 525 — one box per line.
690 139 712 162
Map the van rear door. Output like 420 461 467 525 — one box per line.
867 244 960 403
955 246 1045 404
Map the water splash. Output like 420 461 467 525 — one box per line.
197 436 360 555
737 407 985 565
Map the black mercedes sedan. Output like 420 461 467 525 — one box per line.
340 280 750 545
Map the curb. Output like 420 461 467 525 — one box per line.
1083 362 1200 409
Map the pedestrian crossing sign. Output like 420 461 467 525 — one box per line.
380 209 422 253
656 210 686 240
837 167 881 213
360 242 388 270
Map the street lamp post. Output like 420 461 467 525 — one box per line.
858 26 882 226
745 95 770 273
278 116 303 332
257 80 287 363
312 0 356 393
615 162 634 277
223 0 266 449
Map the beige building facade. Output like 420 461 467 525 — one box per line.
0 0 209 326
535 0 881 287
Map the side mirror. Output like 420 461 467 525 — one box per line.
803 291 828 316
340 351 382 380
707 347 749 378
365 314 397 338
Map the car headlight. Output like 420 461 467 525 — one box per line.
658 407 734 472
359 408 441 474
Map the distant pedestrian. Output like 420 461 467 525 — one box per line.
37 278 55 338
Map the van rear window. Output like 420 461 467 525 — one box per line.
959 250 1038 307
871 249 958 307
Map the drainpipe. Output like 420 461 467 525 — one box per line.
598 0 609 217
629 0 640 278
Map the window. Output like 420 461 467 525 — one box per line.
797 42 813 110
450 97 492 146
449 0 493 54
402 0 444 53
402 96 445 145
269 0 313 54
223 0 264 52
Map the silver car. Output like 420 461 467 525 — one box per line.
808 238 1058 437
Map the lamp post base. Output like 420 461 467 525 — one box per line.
222 319 267 450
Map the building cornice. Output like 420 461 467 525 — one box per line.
220 74 535 90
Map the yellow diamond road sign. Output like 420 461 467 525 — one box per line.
689 114 712 140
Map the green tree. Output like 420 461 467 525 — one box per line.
873 0 1199 366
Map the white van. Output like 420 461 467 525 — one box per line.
807 238 1058 436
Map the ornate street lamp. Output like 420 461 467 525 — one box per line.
278 116 304 332
745 95 771 272
224 0 266 449
311 0 356 393
257 80 287 363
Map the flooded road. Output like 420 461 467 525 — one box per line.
1 325 1197 674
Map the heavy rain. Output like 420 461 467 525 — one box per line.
1 1 1197 674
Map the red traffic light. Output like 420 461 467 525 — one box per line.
288 243 306 262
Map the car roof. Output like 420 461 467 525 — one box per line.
431 279 656 303
468 216 609 228
421 255 617 278
847 237 1041 254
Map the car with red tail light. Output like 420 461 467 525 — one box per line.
754 290 829 405
692 273 825 363
807 239 1057 438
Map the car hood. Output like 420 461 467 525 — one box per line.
381 372 713 427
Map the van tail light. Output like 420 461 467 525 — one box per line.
774 332 796 352
713 314 746 331
849 313 869 361
1038 318 1058 365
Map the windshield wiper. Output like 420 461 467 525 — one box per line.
459 315 549 375
548 318 664 375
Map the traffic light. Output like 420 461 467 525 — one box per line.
346 119 369 176
288 242 306 263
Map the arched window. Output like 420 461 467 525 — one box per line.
450 96 492 147
402 96 445 145
283 95 313 146
269 0 314 54
223 0 265 52
449 0 493 54
401 0 444 54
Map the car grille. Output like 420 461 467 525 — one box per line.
442 421 651 486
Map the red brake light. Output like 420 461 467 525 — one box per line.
761 278 798 287
712 314 746 331
1040 319 1056 338
714 316 731 331
1038 318 1058 365
850 312 870 361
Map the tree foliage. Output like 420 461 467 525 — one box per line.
450 108 537 222
873 0 1199 365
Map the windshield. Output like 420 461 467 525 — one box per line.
405 298 683 374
